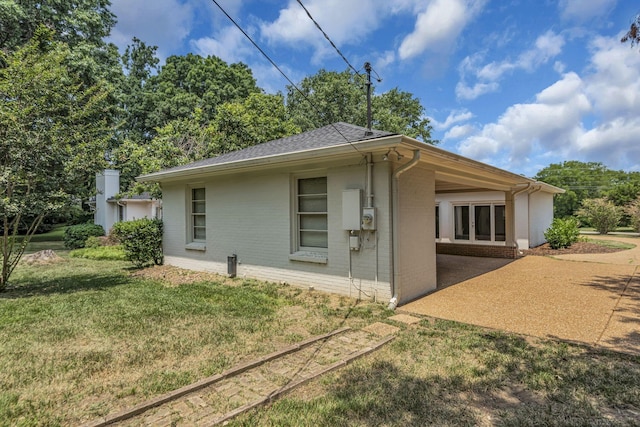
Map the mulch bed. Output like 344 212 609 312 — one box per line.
522 241 625 256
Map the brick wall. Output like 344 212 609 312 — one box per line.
436 242 519 259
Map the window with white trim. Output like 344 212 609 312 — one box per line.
296 177 328 251
190 188 206 242
454 203 505 243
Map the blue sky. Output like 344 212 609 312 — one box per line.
107 0 640 177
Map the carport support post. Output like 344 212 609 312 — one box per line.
505 191 516 251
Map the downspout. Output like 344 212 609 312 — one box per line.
388 149 421 310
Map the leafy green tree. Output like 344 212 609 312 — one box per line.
286 69 436 143
372 88 434 141
535 161 614 218
625 196 640 232
144 54 261 136
0 0 116 51
211 93 300 154
0 29 110 290
118 37 160 143
286 69 364 131
577 198 622 234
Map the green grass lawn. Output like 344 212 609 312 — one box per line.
1 257 639 426
0 257 389 426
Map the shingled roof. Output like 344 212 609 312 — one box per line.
155 122 396 174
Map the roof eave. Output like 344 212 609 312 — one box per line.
137 134 404 183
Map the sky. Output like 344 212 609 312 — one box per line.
107 0 640 177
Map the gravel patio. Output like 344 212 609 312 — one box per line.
400 236 640 356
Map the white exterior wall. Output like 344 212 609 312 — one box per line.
94 169 120 233
122 200 160 221
436 190 554 250
529 191 554 248
161 159 393 301
395 166 436 304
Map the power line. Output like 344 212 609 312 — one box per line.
209 0 363 154
295 0 361 77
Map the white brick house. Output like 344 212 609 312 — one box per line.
94 169 162 233
138 123 562 306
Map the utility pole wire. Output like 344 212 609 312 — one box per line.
295 0 361 77
209 0 363 153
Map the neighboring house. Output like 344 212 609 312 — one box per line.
93 169 162 233
138 123 562 306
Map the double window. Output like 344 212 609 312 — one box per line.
191 188 206 241
296 177 328 251
454 203 505 243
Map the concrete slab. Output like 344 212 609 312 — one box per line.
388 313 421 325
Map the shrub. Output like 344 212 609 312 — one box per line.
111 218 163 268
577 197 622 234
84 236 103 249
69 245 127 261
544 218 580 249
626 197 640 233
63 223 105 249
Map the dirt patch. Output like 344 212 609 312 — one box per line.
130 265 237 287
21 250 64 265
522 241 625 256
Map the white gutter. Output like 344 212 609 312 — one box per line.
388 149 421 310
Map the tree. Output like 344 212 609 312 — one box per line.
118 37 160 144
625 196 640 232
286 69 436 143
143 54 261 137
372 88 434 141
0 0 116 51
621 15 640 48
0 28 110 290
535 161 617 218
577 198 622 234
211 93 300 154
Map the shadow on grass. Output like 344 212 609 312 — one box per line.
0 271 131 299
240 322 640 426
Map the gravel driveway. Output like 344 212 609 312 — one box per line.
400 236 640 355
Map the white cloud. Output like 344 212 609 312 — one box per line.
457 35 640 173
444 124 476 140
457 30 565 100
191 26 254 64
458 72 591 166
260 0 381 63
584 35 640 119
455 81 499 100
559 0 617 22
398 0 487 60
108 0 195 58
431 109 474 130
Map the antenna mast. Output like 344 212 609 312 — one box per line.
364 62 372 135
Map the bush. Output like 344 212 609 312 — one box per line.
544 218 580 249
69 245 127 261
63 223 105 249
625 197 640 233
577 197 622 234
84 236 103 249
111 218 163 268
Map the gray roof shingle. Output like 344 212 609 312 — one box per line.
157 122 396 174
